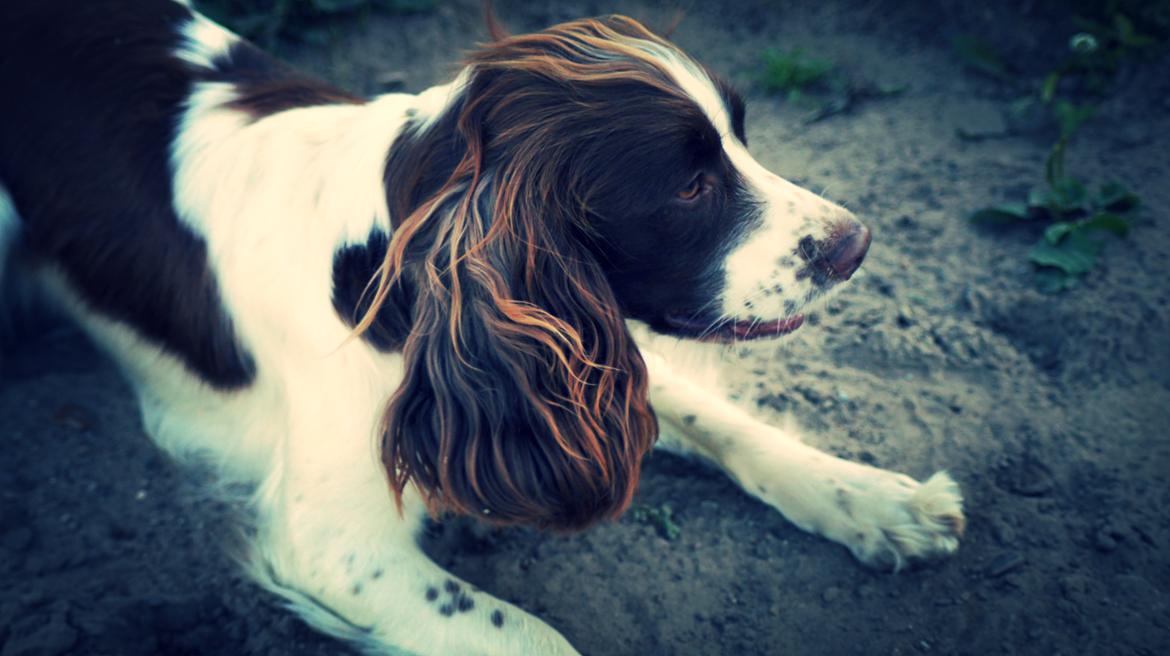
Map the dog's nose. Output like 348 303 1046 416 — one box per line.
798 222 872 285
825 223 871 281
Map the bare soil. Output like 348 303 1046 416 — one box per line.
3 1 1169 655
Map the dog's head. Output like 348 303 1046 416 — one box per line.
362 14 868 530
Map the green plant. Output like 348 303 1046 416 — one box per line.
631 503 681 540
195 0 433 48
759 48 835 100
963 8 1158 292
757 48 905 122
972 180 1140 292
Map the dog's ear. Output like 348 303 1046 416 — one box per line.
366 99 657 530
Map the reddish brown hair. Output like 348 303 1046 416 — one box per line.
353 16 707 529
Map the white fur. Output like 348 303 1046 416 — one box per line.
642 347 963 571
175 12 237 69
649 47 862 322
10 11 962 656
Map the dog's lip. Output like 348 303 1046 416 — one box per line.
663 312 806 341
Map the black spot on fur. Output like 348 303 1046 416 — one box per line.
444 580 461 595
439 603 455 617
425 587 439 602
491 610 505 628
456 594 474 612
331 230 414 351
682 415 696 426
371 568 383 580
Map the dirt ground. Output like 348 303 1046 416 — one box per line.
2 1 1169 655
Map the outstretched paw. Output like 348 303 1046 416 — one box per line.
830 470 965 571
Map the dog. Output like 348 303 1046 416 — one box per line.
0 1 965 653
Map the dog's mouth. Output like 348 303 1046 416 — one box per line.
663 312 805 342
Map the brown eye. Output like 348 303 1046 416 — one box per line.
677 175 705 202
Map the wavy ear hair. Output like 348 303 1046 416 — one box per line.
358 18 681 530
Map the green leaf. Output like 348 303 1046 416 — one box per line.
1028 230 1103 275
1034 267 1080 294
970 203 1031 224
1095 182 1141 212
1040 72 1061 103
1044 222 1075 244
1082 212 1130 237
759 49 835 96
1028 188 1054 211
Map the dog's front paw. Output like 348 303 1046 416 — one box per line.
825 469 965 570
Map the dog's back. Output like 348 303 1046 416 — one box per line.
0 0 258 388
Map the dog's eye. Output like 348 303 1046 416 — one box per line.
676 175 706 203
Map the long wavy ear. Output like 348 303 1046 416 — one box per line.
363 88 657 530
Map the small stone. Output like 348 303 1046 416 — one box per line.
987 552 1025 578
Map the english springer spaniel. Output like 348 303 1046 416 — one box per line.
0 1 965 653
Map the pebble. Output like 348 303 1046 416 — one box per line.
987 552 1025 578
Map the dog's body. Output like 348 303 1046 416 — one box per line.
0 2 964 653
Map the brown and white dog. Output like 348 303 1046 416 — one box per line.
0 1 964 653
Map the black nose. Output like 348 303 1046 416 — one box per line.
825 224 871 280
798 223 872 285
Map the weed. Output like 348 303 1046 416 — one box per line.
759 48 835 100
758 48 905 122
972 180 1140 293
631 503 681 541
962 8 1158 292
195 0 433 49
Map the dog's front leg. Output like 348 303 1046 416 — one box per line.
642 350 965 569
247 354 580 656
